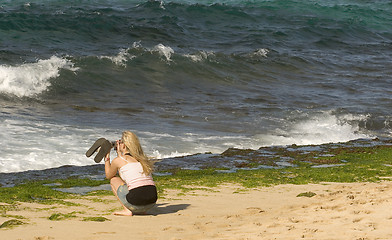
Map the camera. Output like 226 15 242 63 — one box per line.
111 141 117 150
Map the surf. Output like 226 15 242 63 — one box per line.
0 56 78 98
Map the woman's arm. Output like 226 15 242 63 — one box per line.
105 140 123 179
105 153 120 179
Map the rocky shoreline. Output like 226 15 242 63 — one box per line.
1 137 391 188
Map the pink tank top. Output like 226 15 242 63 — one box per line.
119 158 155 190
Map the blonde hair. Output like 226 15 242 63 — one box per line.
121 131 154 175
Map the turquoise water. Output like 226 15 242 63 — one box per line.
0 0 391 172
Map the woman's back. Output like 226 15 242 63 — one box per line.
119 159 155 190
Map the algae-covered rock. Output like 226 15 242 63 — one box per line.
296 192 317 198
82 216 110 222
0 219 25 229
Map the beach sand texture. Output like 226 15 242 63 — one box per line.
1 181 392 240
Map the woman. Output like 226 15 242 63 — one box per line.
104 131 157 216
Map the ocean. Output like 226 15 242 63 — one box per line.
1 0 391 173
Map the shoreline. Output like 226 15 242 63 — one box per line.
1 137 391 187
1 138 392 239
1 181 392 239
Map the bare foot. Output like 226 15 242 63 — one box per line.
113 209 133 216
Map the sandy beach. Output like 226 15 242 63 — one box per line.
1 181 392 240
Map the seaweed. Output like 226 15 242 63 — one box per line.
0 219 25 229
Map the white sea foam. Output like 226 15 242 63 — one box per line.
184 51 215 62
0 56 78 97
152 43 174 61
0 117 120 173
151 150 191 160
0 110 372 173
132 41 142 48
252 48 269 57
99 48 135 67
255 111 371 147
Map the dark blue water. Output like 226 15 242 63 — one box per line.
1 0 391 173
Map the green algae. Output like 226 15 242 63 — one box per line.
0 219 25 229
0 204 19 213
0 178 110 205
0 141 391 203
297 192 317 198
0 182 74 205
48 211 80 221
82 216 110 222
154 144 392 192
84 190 113 196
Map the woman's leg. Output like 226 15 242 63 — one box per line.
110 177 133 216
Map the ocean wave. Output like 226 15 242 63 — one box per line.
0 109 377 173
152 43 175 61
248 48 269 58
98 48 135 67
95 43 208 67
92 42 268 67
0 56 78 98
255 111 372 147
0 45 272 101
183 51 215 62
1 0 390 57
1 0 391 175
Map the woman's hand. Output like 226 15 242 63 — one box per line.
116 139 122 156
